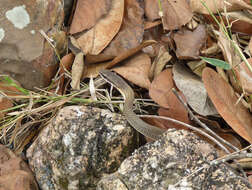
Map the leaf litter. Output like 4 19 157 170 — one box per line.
1 0 252 170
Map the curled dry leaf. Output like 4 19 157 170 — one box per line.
113 53 151 89
173 63 218 116
190 0 252 14
71 52 84 90
202 67 252 143
70 0 111 34
234 58 252 94
76 0 124 55
149 46 172 80
101 0 144 57
218 28 241 67
174 25 207 60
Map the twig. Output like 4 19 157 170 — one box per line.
172 88 239 152
139 115 229 153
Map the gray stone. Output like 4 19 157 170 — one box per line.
97 129 251 190
0 0 65 90
27 106 136 190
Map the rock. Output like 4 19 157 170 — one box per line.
0 144 38 190
27 106 137 190
0 0 65 90
97 129 251 190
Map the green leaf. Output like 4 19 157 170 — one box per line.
200 57 231 70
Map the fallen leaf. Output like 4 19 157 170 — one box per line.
158 107 190 131
187 60 206 77
173 63 218 116
173 25 207 59
58 53 74 94
144 0 160 21
113 53 151 89
70 0 111 34
149 68 189 125
0 96 13 118
202 67 252 143
234 58 252 94
106 40 156 69
200 57 231 70
71 52 84 90
218 29 241 67
76 0 124 55
190 0 252 14
149 46 172 80
101 0 144 56
160 0 193 30
83 40 156 78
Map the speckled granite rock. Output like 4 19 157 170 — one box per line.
0 145 38 190
0 0 65 90
27 106 136 190
97 129 251 190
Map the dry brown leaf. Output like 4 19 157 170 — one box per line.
234 58 252 94
101 0 144 56
0 97 13 118
70 0 111 34
190 0 252 14
71 52 84 90
76 0 124 55
160 0 193 30
144 0 160 21
149 69 175 109
173 63 218 116
149 69 188 119
83 40 156 78
149 68 190 129
149 46 172 80
113 53 151 89
218 29 241 67
106 40 156 69
187 60 206 77
249 36 252 55
173 25 207 59
158 107 190 131
202 67 252 143
83 61 110 79
58 53 74 94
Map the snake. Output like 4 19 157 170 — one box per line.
100 70 166 140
